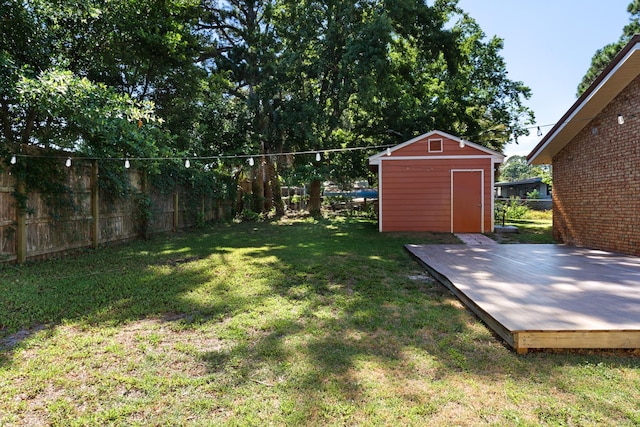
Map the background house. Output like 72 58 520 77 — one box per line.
528 35 640 256
369 130 504 233
494 177 551 199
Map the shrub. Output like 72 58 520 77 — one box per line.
527 189 542 199
496 197 530 221
506 197 530 219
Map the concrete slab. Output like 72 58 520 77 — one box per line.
455 233 498 245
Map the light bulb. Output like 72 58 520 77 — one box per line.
248 157 254 166
459 141 465 148
10 155 16 164
185 159 190 168
316 152 321 161
65 157 72 167
386 148 391 156
125 159 130 169
618 114 624 125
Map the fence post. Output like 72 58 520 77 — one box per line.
173 192 179 231
16 179 27 264
91 160 99 248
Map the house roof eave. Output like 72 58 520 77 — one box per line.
528 35 640 165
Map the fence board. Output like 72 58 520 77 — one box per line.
0 162 230 263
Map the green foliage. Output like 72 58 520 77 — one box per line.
96 161 134 202
133 193 153 239
499 155 552 183
495 197 530 221
237 208 263 222
10 155 76 214
1 0 210 212
2 0 535 219
526 189 542 200
15 68 161 153
578 1 640 95
505 197 529 220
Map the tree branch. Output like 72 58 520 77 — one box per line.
0 100 14 143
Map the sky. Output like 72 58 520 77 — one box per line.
455 0 632 158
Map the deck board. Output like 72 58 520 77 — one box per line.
405 244 640 352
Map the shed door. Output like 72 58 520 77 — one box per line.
452 170 483 233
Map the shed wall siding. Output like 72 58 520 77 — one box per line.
391 135 479 157
380 158 493 232
553 74 640 255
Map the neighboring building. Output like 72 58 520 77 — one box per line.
495 177 551 199
528 35 640 255
369 130 504 233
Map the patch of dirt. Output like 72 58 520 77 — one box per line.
0 325 47 351
161 256 204 267
407 273 436 283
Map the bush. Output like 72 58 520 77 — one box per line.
507 197 530 219
496 197 530 221
237 208 261 222
527 189 542 199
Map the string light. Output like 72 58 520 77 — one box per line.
5 112 631 168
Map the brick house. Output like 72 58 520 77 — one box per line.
369 130 504 233
528 35 640 255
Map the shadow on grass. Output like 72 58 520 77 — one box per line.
1 215 638 424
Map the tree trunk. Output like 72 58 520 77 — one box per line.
263 156 273 213
269 160 285 217
251 162 265 213
308 179 322 217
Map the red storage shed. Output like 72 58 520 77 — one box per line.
369 130 505 233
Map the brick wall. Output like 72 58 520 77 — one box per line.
553 75 640 255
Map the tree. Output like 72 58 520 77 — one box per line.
273 0 466 214
499 155 551 184
273 1 534 214
1 0 226 211
198 0 287 214
577 1 640 96
2 0 538 219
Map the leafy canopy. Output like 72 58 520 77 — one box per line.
577 1 640 96
2 0 536 205
499 155 552 185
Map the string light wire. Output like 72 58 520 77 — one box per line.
5 112 630 166
5 143 397 166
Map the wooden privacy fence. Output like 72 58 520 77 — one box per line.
0 161 231 264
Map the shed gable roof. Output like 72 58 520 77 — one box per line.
368 130 504 165
528 34 640 165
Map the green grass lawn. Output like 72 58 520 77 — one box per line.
490 210 555 244
1 215 640 426
490 219 555 244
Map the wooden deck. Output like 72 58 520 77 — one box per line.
405 244 640 353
